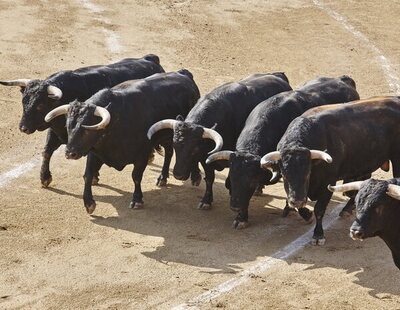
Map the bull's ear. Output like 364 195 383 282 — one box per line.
19 87 26 94
176 115 184 121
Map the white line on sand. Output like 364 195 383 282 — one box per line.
173 204 342 309
313 0 400 93
0 159 39 188
78 0 123 56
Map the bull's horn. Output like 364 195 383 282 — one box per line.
328 181 363 193
206 151 233 164
260 151 281 168
45 104 69 123
82 106 111 130
310 150 332 163
202 128 223 154
147 119 177 140
0 79 31 87
47 85 63 100
386 184 400 200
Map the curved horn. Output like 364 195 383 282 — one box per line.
202 128 223 154
0 79 31 87
82 106 111 130
206 151 234 164
310 150 333 163
327 181 363 193
47 85 63 100
45 104 69 123
386 184 400 200
260 151 281 168
147 119 178 140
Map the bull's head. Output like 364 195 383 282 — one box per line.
0 79 63 134
260 148 332 209
147 118 223 180
207 151 274 211
45 100 111 159
328 179 400 240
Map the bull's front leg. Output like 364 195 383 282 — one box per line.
233 207 249 229
190 162 202 186
83 152 104 186
41 129 63 188
82 153 103 214
129 156 148 209
312 189 333 246
156 143 173 187
198 161 215 210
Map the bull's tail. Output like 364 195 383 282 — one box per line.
144 54 161 65
177 69 194 80
340 75 356 89
272 72 290 84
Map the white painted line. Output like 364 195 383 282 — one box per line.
78 0 123 56
102 29 123 54
0 159 39 188
173 204 343 309
313 0 400 93
78 0 104 13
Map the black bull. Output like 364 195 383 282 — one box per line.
206 75 359 229
147 72 292 211
329 178 400 269
44 70 200 213
261 96 400 245
0 54 164 187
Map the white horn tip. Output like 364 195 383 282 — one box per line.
327 185 335 192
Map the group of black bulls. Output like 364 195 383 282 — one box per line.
2 54 400 270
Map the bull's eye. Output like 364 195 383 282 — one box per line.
36 104 45 111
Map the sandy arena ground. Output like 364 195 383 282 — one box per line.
0 0 399 309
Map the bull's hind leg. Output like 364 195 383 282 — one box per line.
41 129 63 188
156 143 173 187
129 156 148 209
82 153 103 214
197 161 215 210
312 190 333 246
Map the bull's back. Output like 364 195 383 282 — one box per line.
48 55 164 102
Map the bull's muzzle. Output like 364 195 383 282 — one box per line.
65 151 82 160
19 125 34 134
350 228 365 240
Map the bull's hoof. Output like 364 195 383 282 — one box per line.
197 202 211 210
233 220 249 230
298 207 313 223
282 206 295 217
311 237 325 246
253 188 263 196
339 209 353 218
92 176 99 186
41 176 52 188
129 201 144 209
85 202 96 215
191 174 202 187
156 177 167 187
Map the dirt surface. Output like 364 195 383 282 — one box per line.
0 0 399 309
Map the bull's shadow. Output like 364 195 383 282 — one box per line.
284 212 400 298
51 166 400 296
